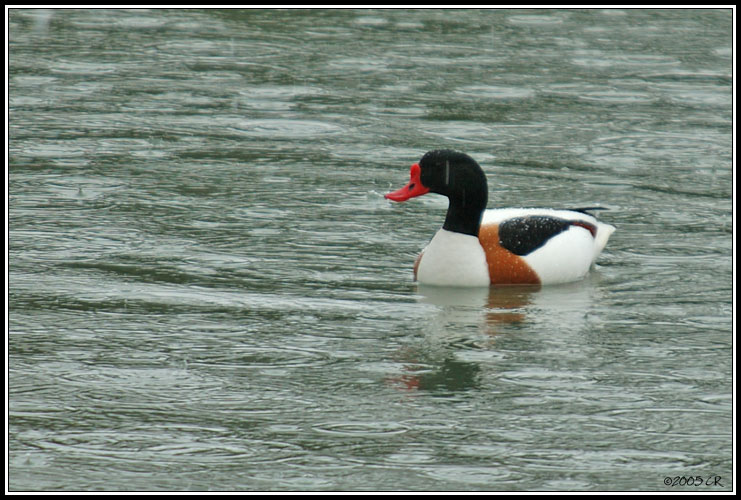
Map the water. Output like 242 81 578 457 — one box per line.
8 8 733 492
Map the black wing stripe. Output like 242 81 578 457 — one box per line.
498 216 596 256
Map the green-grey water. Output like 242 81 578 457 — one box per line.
8 8 733 492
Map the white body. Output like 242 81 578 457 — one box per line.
416 229 491 287
416 208 616 287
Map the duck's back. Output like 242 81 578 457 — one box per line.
478 208 615 285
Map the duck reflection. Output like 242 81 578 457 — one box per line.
390 281 596 392
392 356 482 392
417 284 540 329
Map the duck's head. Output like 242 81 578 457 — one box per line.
385 150 488 236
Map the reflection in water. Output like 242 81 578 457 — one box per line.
392 357 482 393
392 282 597 392
418 280 598 333
416 283 542 333
418 284 541 329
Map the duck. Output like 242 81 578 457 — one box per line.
385 149 615 287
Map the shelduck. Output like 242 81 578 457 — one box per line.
385 150 615 287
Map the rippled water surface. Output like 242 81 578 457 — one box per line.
8 8 733 492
